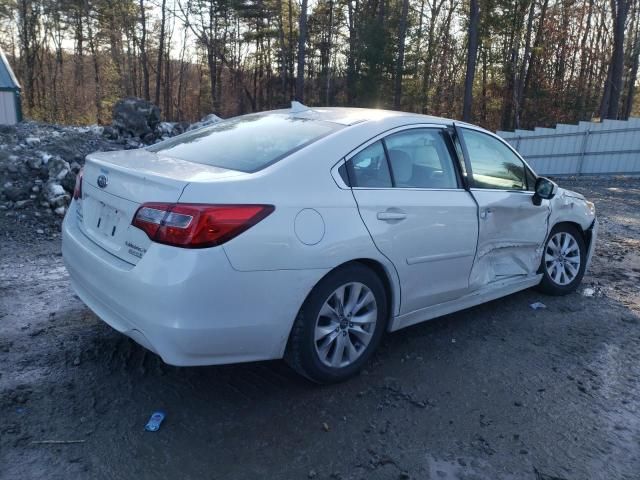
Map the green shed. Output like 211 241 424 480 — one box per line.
0 49 22 125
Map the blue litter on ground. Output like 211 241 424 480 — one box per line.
145 411 166 432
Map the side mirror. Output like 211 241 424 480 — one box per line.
532 177 558 206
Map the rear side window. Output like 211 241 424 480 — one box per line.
384 129 458 188
148 113 342 173
347 141 393 188
344 128 459 189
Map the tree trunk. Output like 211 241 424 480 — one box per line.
577 0 594 119
85 8 101 124
413 0 425 76
462 0 479 121
325 0 334 106
603 0 632 119
138 0 150 100
346 0 358 104
480 45 487 123
17 0 40 111
421 0 444 114
514 0 536 128
276 0 288 102
288 0 295 99
622 10 640 119
523 0 549 100
155 0 167 106
295 0 308 102
394 0 410 109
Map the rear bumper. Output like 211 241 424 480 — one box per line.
62 206 327 366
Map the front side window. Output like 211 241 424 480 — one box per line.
384 129 458 189
148 113 341 173
347 141 392 188
461 128 527 190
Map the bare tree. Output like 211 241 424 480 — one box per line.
138 0 150 100
600 0 633 119
394 0 410 109
462 0 479 121
3 0 638 129
155 0 166 106
296 0 308 102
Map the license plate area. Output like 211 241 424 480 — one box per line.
95 202 121 238
77 184 148 263
81 192 130 251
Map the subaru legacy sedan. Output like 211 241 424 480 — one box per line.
62 105 597 383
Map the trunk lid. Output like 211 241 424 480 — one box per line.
76 148 244 264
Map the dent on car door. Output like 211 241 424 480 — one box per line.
457 127 550 289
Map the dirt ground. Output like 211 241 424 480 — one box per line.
1 176 639 480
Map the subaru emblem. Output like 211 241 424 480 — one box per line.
97 175 108 189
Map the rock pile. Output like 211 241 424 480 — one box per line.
103 97 194 147
0 101 222 229
0 123 117 222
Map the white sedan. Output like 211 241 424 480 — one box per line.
62 105 597 383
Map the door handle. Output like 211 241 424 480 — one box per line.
377 211 407 221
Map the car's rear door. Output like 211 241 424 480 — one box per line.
347 125 478 315
455 126 550 288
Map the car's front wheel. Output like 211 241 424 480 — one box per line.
537 223 586 295
285 263 388 384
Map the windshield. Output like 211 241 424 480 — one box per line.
148 113 342 173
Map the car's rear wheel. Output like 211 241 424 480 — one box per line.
285 263 388 384
537 224 586 295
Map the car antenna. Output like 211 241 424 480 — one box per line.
290 100 311 114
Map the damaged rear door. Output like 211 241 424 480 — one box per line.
456 126 550 289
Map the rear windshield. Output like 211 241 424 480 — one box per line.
148 113 342 172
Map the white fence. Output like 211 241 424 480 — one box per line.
497 117 640 176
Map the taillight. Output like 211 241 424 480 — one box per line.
73 168 83 200
132 203 274 248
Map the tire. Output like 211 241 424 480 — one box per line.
537 223 587 295
285 263 388 384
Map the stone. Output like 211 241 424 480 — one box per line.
3 185 30 202
112 97 161 138
14 199 32 208
61 170 77 193
48 156 70 181
102 125 119 140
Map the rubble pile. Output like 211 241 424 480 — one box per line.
0 122 118 225
0 98 221 234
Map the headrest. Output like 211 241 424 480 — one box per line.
387 149 413 183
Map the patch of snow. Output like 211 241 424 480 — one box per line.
158 122 176 135
39 152 53 164
529 302 547 310
49 184 66 196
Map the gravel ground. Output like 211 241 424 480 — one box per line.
1 176 639 480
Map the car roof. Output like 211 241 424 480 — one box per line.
271 106 462 127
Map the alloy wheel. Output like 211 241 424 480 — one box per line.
314 282 377 368
544 231 581 286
